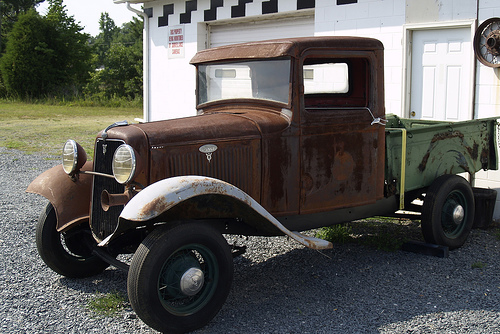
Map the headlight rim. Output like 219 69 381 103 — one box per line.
112 144 137 185
62 139 87 175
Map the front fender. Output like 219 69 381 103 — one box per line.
26 162 93 231
101 176 332 250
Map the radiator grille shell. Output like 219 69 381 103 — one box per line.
90 139 125 242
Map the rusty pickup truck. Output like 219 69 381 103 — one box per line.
27 36 498 333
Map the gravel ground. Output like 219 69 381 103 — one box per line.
1 146 500 334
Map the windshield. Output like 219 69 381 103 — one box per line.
197 59 291 105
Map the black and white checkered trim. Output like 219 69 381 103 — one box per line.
152 0 357 27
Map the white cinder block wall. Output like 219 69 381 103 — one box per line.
315 0 405 117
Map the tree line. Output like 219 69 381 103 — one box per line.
0 0 143 102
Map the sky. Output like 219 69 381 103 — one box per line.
37 0 139 37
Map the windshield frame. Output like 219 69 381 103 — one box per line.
196 57 292 108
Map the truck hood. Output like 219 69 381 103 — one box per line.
114 108 291 148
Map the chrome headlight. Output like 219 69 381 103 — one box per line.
62 139 87 175
112 144 137 184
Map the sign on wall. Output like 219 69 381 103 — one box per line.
168 26 185 58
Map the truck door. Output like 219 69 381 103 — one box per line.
299 55 385 214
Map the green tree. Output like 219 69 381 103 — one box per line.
87 42 142 99
0 9 52 96
93 12 118 66
115 16 143 48
0 0 45 52
87 15 143 99
44 0 92 94
0 0 91 97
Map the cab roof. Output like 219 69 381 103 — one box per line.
190 36 384 64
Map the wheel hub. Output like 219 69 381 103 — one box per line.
180 268 205 296
452 204 465 224
486 31 500 56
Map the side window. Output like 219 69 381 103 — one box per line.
303 58 368 109
304 63 349 94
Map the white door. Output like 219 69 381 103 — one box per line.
209 15 314 48
410 28 472 121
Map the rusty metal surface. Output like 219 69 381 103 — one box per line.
385 115 499 195
26 162 93 231
99 124 150 186
190 36 384 64
133 107 289 147
108 176 333 250
299 51 386 214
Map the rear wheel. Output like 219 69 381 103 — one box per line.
421 175 475 249
35 202 109 278
127 222 233 333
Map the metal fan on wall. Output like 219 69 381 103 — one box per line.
474 17 500 68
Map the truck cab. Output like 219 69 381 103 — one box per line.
187 36 387 220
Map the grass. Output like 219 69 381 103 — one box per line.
87 291 128 316
0 100 141 157
316 224 353 244
494 226 500 241
471 261 487 269
315 217 422 252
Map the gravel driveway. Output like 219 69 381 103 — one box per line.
1 147 500 333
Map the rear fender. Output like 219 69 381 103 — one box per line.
26 162 93 231
101 176 332 250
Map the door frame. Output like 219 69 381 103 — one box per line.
402 20 476 119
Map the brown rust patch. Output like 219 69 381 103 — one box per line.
418 152 431 172
137 196 176 220
430 131 464 143
466 142 479 161
481 148 490 168
418 131 465 172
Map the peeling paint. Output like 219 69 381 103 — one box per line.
117 176 333 250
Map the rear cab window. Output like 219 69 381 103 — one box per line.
303 57 369 110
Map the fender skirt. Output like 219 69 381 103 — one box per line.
101 176 332 250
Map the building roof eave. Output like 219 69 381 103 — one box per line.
113 0 155 4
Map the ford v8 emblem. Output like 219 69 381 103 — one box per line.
199 144 218 163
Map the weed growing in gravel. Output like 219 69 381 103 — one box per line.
316 224 353 244
471 262 487 269
494 229 500 241
88 291 128 317
315 218 420 252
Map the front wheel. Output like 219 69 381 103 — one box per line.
421 175 475 249
127 222 234 334
35 202 110 278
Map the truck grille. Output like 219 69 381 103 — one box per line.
90 139 125 241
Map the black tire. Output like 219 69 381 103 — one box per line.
35 202 109 278
421 175 475 249
127 222 234 334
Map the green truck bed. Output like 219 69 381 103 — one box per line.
385 114 498 198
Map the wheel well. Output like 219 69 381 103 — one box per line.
142 193 283 236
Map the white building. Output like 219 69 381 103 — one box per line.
114 0 500 218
